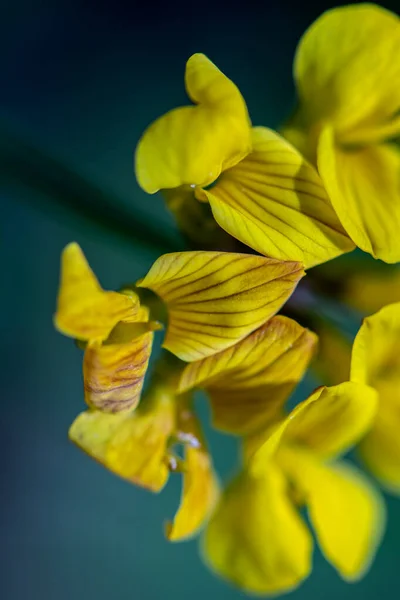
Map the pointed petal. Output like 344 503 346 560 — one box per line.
202 466 312 595
166 402 219 541
69 387 175 492
318 127 400 263
54 243 137 342
138 251 304 361
135 53 251 194
199 127 353 268
179 316 317 435
279 448 385 581
294 4 400 137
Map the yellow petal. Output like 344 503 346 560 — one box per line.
54 243 137 342
179 316 317 435
202 465 312 595
83 329 154 413
294 4 400 138
138 251 304 361
344 269 400 315
312 324 351 386
199 127 353 268
135 53 251 194
359 406 400 494
69 386 175 492
279 448 385 581
318 127 400 263
351 302 400 385
166 402 219 541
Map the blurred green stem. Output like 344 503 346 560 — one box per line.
0 128 183 253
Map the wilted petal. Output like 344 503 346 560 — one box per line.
200 127 353 268
202 466 312 595
138 251 304 361
318 127 400 263
166 401 219 541
54 242 137 342
294 4 400 138
279 448 385 581
69 386 175 492
135 53 251 194
179 316 317 434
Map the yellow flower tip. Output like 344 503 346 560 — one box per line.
55 242 138 343
135 53 252 195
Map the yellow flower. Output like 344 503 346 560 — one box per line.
135 53 353 268
284 4 400 263
69 384 219 540
351 302 400 493
344 267 400 315
55 243 158 412
203 382 384 595
179 315 317 435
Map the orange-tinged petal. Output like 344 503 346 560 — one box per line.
55 243 138 342
69 386 175 492
318 127 400 263
202 466 312 595
135 53 251 194
199 127 353 268
166 401 219 541
279 448 385 581
179 316 317 435
138 251 304 361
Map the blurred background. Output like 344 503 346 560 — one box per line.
2 1 399 598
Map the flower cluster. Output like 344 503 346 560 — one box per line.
55 4 400 595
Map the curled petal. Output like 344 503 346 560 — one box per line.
294 4 400 137
279 448 385 581
54 243 137 343
318 127 400 263
202 466 312 595
135 53 251 193
200 127 353 268
166 402 219 541
138 251 304 361
179 316 317 434
69 387 175 492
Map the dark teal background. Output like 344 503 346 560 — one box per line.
2 1 400 598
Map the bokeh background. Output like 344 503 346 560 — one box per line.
2 1 399 598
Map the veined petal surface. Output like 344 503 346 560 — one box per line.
135 53 251 193
318 127 400 263
55 243 137 342
138 251 304 361
202 466 312 595
179 316 317 434
294 4 400 137
200 127 353 268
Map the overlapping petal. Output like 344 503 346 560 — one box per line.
138 251 304 361
166 402 219 541
55 243 138 342
279 448 385 581
318 127 400 263
294 4 400 138
69 387 175 492
199 127 353 268
135 53 252 194
179 316 317 434
202 466 312 595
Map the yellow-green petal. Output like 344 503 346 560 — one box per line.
135 53 251 194
179 316 317 435
199 127 353 268
202 466 312 595
138 251 304 361
54 243 138 343
318 127 400 263
279 448 385 581
294 4 400 138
